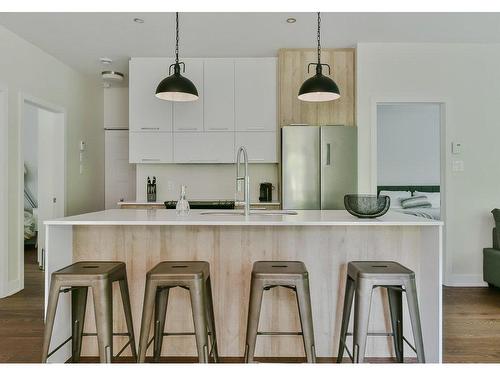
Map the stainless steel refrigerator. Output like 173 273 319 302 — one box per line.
281 125 357 209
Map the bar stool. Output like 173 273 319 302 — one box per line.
41 261 137 363
137 261 218 363
244 261 316 363
337 261 425 363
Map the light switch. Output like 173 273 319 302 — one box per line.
452 160 464 172
452 142 462 154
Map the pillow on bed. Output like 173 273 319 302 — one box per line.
414 191 440 208
401 196 432 209
379 190 411 208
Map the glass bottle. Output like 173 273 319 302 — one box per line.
176 185 190 216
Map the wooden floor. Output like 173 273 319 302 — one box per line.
1 247 500 363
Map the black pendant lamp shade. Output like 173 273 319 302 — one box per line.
155 13 199 102
298 12 340 102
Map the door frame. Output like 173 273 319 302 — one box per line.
0 84 8 298
370 97 449 282
17 93 66 292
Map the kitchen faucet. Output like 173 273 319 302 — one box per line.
236 146 250 216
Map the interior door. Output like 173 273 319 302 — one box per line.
320 126 357 209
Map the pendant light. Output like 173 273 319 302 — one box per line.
155 12 199 102
298 12 340 102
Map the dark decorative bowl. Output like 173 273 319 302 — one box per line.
344 194 391 218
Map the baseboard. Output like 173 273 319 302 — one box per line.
444 273 488 287
1 278 22 298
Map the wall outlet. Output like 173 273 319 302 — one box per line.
452 160 464 172
167 181 174 192
451 142 462 155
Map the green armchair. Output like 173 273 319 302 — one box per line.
483 209 500 288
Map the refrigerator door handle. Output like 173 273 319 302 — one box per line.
326 143 332 166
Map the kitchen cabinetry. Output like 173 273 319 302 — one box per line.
235 58 277 131
129 132 173 163
129 58 173 131
173 59 204 132
173 132 234 163
129 57 278 164
235 132 277 163
204 59 235 131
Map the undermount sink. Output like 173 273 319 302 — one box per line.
200 210 298 216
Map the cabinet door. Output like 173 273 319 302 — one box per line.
204 59 235 131
235 58 277 131
129 58 173 132
173 132 234 163
105 130 136 208
129 132 173 163
173 59 204 132
235 131 277 163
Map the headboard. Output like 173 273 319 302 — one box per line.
377 185 440 195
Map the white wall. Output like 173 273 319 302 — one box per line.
357 43 500 286
377 103 440 185
136 164 279 203
103 87 128 129
0 24 104 295
23 102 38 208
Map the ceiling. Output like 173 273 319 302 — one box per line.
1 12 500 77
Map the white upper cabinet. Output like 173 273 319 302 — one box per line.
235 58 277 131
173 59 204 132
173 132 234 163
204 59 235 131
129 58 173 132
235 132 277 163
129 132 173 163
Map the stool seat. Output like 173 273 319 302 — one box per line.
147 261 209 280
252 261 308 279
53 261 125 281
348 261 415 280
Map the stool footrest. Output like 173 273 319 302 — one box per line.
82 332 131 337
47 336 72 359
162 332 196 336
346 332 394 337
257 331 303 336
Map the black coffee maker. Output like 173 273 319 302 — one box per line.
259 182 273 202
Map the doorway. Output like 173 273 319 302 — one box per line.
19 96 65 291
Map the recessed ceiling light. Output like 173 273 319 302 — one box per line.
133 18 144 23
100 57 112 65
286 17 297 24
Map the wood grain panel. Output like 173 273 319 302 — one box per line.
72 224 438 359
278 48 355 127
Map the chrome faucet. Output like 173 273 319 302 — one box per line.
236 146 250 216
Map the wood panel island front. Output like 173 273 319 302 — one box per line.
44 209 442 363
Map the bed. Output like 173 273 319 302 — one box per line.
377 185 441 220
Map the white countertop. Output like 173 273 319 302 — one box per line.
45 209 443 227
117 201 281 206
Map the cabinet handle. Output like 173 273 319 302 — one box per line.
246 126 265 130
249 158 265 161
140 127 160 130
209 127 229 131
177 127 198 131
189 159 219 163
326 143 332 166
142 158 161 162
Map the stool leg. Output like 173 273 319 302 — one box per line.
119 276 138 361
205 276 219 363
353 279 373 363
153 287 169 362
387 287 404 363
404 279 426 363
41 278 61 363
71 286 88 363
138 278 157 363
295 278 317 363
337 275 355 363
189 279 210 363
244 278 264 363
92 279 113 363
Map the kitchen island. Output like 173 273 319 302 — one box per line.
44 209 442 363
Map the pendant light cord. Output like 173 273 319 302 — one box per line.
317 12 321 65
175 12 179 64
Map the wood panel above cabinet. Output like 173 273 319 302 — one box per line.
278 48 355 127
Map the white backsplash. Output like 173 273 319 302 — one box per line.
136 164 279 202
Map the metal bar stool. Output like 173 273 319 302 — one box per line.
244 261 316 363
41 261 137 363
137 261 219 363
337 261 425 363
